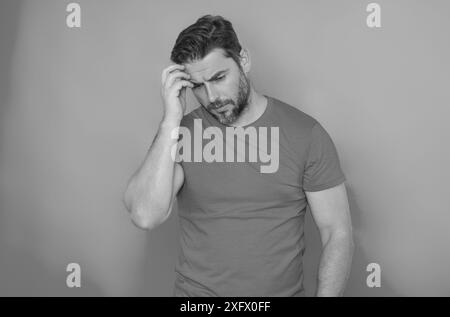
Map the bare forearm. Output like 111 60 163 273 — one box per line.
316 232 354 297
124 118 180 228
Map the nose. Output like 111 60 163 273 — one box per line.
204 83 218 103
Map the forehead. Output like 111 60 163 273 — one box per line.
184 48 237 79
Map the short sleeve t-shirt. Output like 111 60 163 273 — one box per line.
173 95 346 297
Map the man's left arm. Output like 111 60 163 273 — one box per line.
305 182 354 297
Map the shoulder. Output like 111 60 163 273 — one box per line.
267 95 318 135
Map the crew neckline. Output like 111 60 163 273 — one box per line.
200 95 273 129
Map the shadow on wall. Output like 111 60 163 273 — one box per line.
302 184 401 297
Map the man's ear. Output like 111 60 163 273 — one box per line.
239 48 251 74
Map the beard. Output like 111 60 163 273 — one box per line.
206 69 251 126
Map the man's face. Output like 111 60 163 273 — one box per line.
184 48 251 126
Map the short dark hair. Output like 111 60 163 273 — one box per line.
170 15 242 68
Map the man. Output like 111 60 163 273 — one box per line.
123 15 354 297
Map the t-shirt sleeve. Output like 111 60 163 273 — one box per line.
302 122 346 192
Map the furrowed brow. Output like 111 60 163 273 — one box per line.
190 69 228 85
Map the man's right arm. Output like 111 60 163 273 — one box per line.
123 64 193 230
123 118 184 230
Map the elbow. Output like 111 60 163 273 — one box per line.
129 204 167 231
122 187 169 231
130 209 154 230
335 229 355 256
336 229 354 245
122 182 136 213
342 227 355 249
322 227 354 249
122 189 153 230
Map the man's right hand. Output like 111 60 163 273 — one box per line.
160 64 194 123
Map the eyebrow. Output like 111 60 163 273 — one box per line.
190 69 228 85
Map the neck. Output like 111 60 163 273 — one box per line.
230 87 267 127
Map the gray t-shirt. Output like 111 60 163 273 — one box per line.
173 95 346 296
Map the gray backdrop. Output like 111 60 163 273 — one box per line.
1 0 449 296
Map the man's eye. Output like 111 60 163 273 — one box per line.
215 76 225 81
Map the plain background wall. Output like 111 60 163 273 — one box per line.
1 0 449 296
